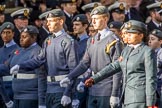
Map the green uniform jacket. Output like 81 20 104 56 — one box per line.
92 43 157 106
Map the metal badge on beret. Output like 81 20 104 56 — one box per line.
6 25 11 28
24 9 29 17
110 24 113 28
119 3 125 10
126 22 132 29
76 17 80 21
152 30 156 34
23 28 28 32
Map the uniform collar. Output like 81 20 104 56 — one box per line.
63 10 72 18
98 27 110 40
4 40 16 48
78 33 89 41
53 29 65 37
152 20 161 27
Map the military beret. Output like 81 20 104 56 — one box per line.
0 22 14 34
108 21 123 30
90 6 109 16
81 2 102 12
125 20 147 34
21 25 39 34
46 9 65 18
108 2 126 13
60 0 76 4
72 14 89 24
147 2 162 11
0 4 5 14
11 8 30 19
150 29 162 38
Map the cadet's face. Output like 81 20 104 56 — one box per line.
148 34 162 49
112 12 125 22
121 29 128 43
110 28 121 37
91 14 108 30
127 32 143 45
73 21 86 34
46 17 62 33
20 32 33 48
88 26 98 37
1 29 14 44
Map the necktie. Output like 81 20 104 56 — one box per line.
97 33 101 41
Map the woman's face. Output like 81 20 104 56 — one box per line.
127 32 143 45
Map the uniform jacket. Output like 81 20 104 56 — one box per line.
92 43 157 106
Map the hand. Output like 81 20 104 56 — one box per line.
110 96 119 108
61 95 71 107
85 78 94 87
148 106 158 108
72 99 80 108
39 105 46 108
10 65 19 75
60 77 70 87
77 81 85 92
5 100 14 108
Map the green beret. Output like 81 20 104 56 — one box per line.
0 22 14 34
21 25 39 34
72 14 89 24
108 2 126 13
150 29 162 38
147 2 162 11
11 8 30 19
46 9 65 18
90 6 109 16
81 2 102 12
125 20 147 34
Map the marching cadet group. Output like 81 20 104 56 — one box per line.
0 0 162 108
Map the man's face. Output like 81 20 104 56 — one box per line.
14 18 28 29
148 34 162 49
91 14 108 30
152 11 162 22
73 21 86 35
47 17 62 33
121 29 128 44
1 29 14 44
127 32 143 45
62 3 77 14
112 12 125 22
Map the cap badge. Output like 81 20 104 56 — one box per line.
119 3 125 10
24 9 29 17
76 17 80 21
152 30 156 34
110 24 113 28
0 5 5 11
6 25 11 28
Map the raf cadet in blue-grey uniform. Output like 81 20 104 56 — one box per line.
71 14 90 108
10 9 79 108
60 6 123 108
0 25 46 108
0 22 19 108
10 8 30 46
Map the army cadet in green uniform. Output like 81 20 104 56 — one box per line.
85 20 158 108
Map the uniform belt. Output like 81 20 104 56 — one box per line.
3 76 13 81
47 75 67 82
14 73 37 79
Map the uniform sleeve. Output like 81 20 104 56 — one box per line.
145 48 157 106
67 38 91 80
92 61 121 84
19 45 46 70
110 40 123 97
